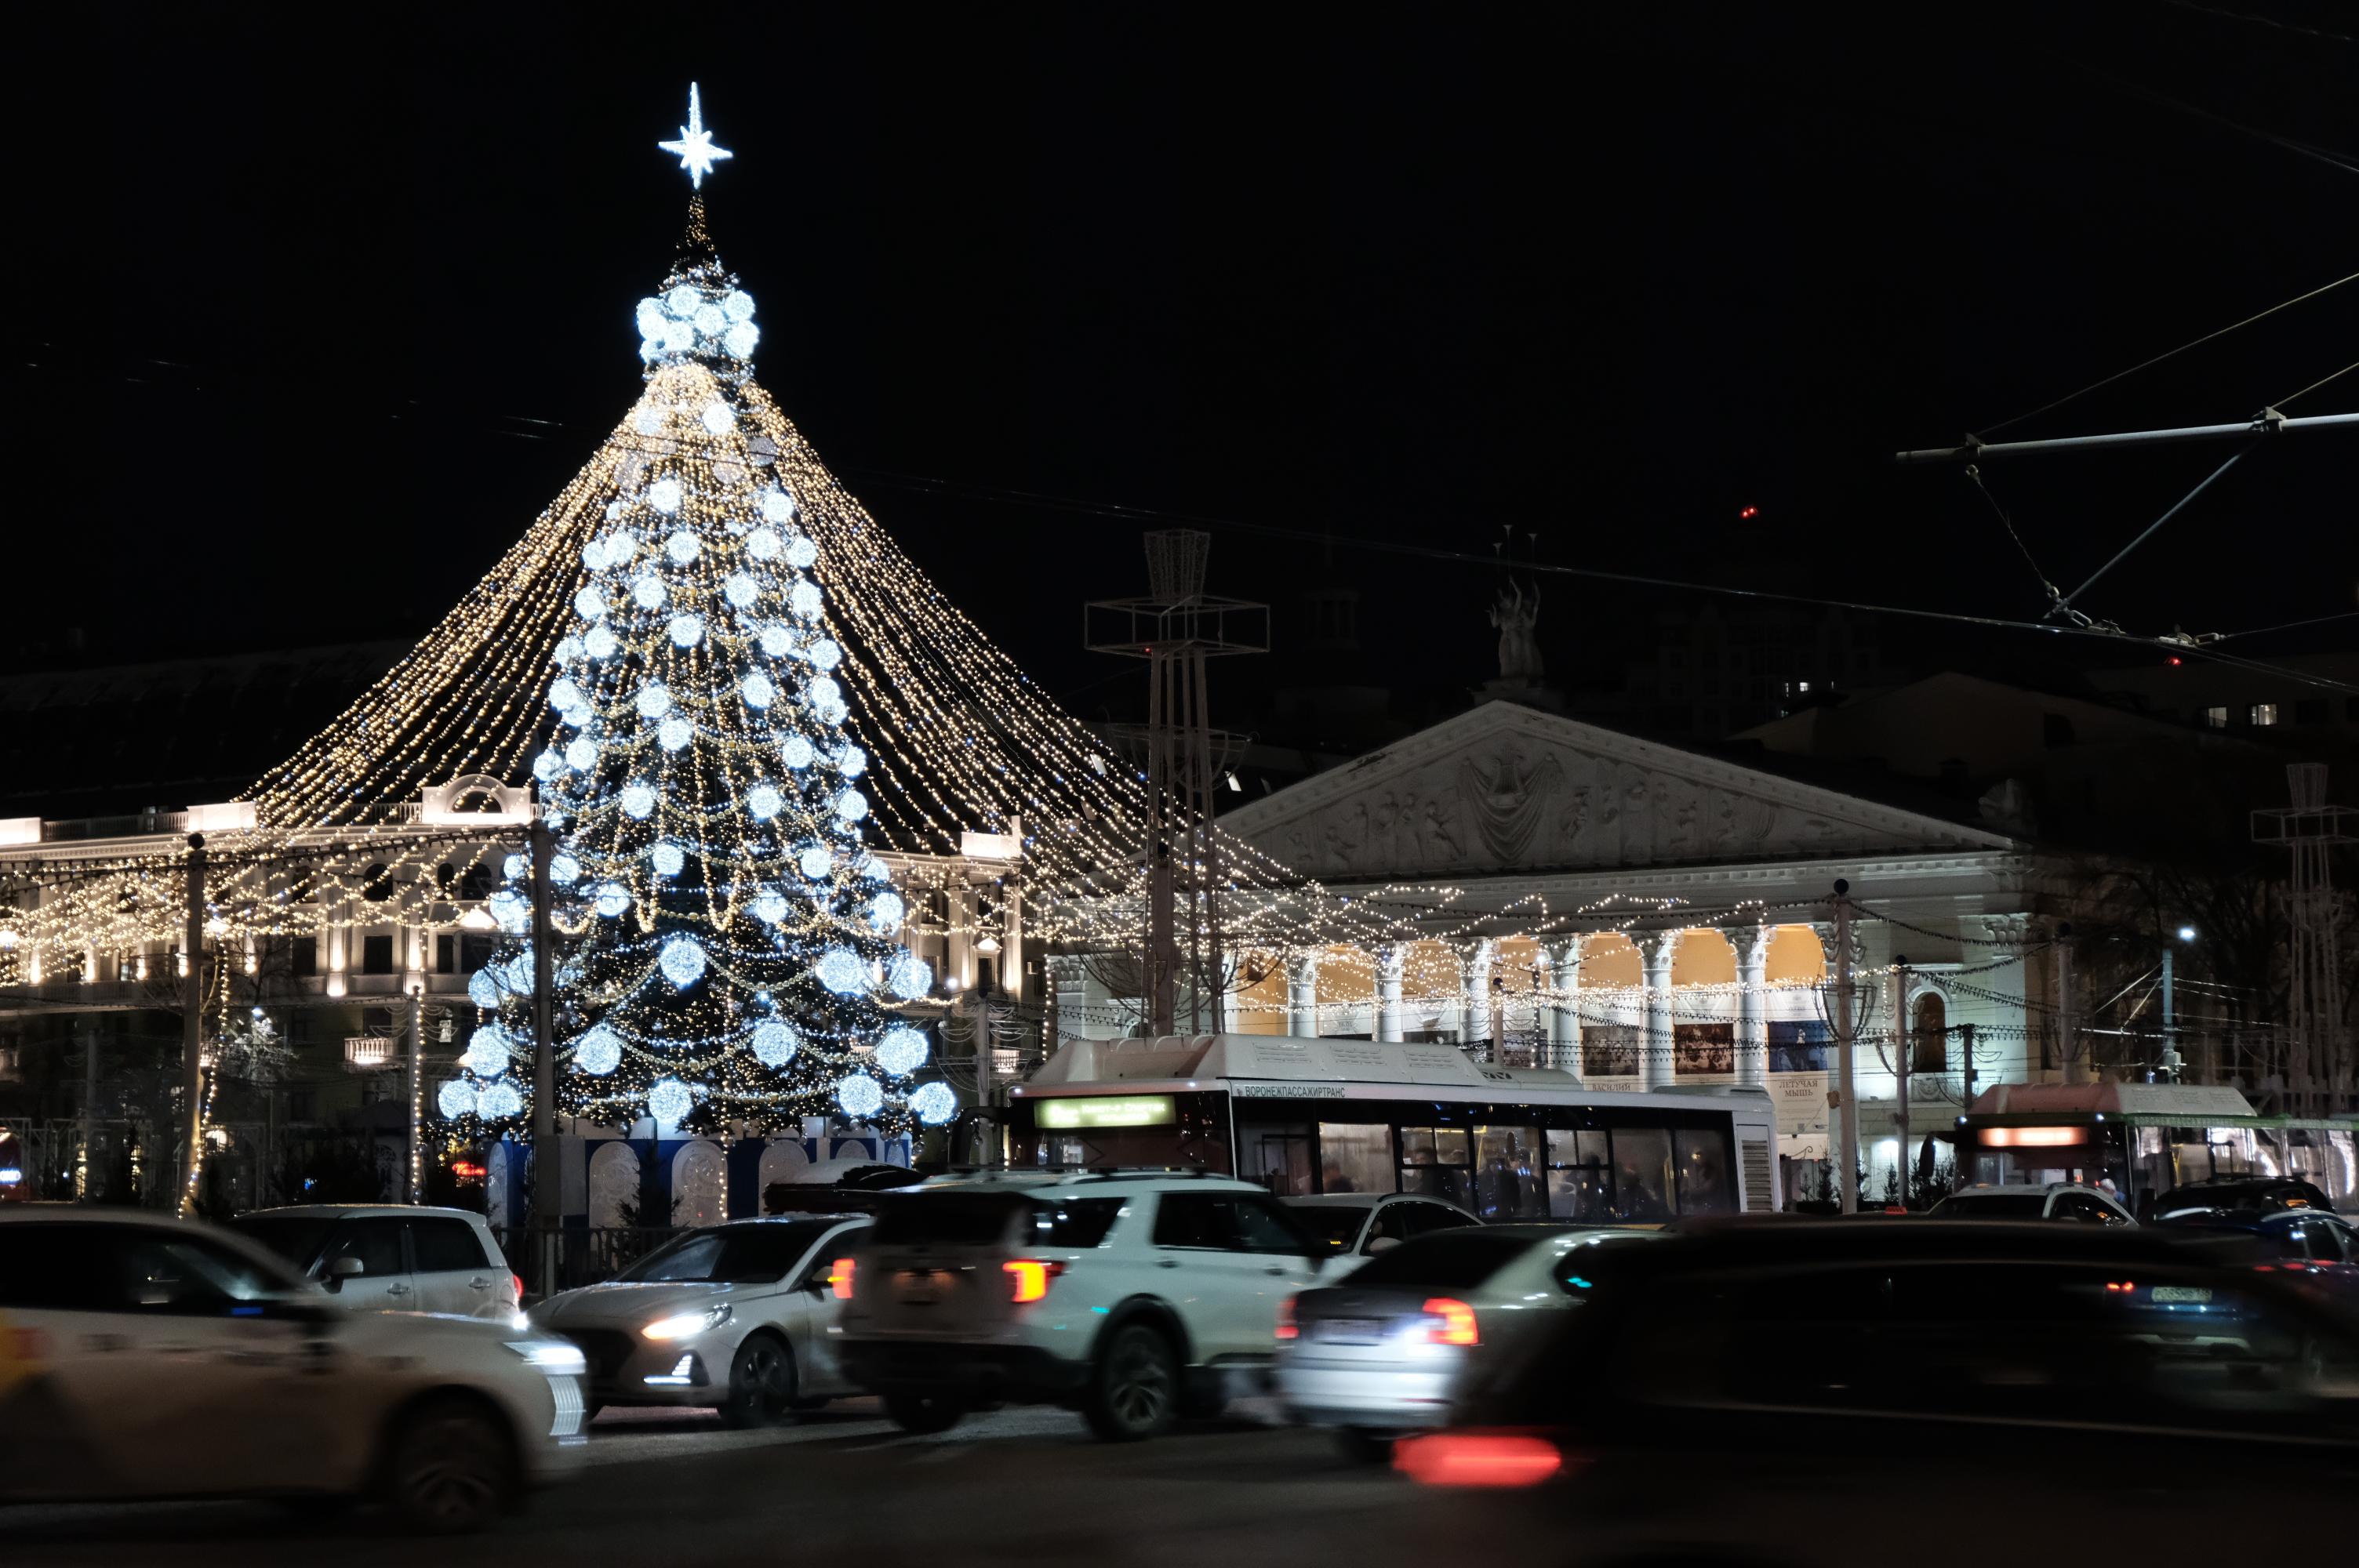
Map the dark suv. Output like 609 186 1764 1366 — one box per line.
2153 1177 2335 1220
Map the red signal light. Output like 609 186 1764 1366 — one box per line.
1739 505 1759 519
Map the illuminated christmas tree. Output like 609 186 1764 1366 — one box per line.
438 87 951 1139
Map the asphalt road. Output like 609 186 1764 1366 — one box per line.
2 1399 1488 1568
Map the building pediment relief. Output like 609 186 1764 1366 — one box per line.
1226 702 2008 880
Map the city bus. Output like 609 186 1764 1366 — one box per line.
1954 1082 2359 1218
1005 1034 1780 1220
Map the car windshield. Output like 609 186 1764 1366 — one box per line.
619 1221 839 1283
226 1215 339 1270
1345 1229 1532 1289
1290 1205 1372 1251
2159 1184 2326 1217
1931 1193 2048 1219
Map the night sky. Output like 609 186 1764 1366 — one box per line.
15 2 2359 724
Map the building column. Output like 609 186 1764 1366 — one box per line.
1048 954 1090 1045
1638 930 1679 1091
1376 946 1406 1043
1461 940 1495 1057
1286 949 1321 1038
1547 937 1584 1082
1737 925 1771 1090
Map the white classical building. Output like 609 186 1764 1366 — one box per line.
1048 701 2080 1202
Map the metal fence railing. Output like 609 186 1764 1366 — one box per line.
494 1225 686 1298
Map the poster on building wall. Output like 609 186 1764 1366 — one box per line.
1768 1018 1833 1073
1674 1022 1733 1076
1582 1025 1637 1079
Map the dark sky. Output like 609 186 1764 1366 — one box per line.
15 2 2359 719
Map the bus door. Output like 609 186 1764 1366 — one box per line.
1237 1115 1314 1196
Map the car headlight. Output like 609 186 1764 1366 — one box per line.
642 1303 733 1341
507 1340 589 1376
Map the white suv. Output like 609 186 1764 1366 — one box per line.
834 1173 1323 1440
230 1204 522 1318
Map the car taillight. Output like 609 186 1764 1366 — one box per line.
1277 1294 1298 1341
830 1258 856 1300
1393 1431 1568 1488
1003 1258 1064 1304
1421 1297 1479 1347
511 1273 524 1302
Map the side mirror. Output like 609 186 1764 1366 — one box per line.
322 1256 364 1290
1365 1235 1401 1255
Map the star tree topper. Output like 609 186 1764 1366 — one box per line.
659 82 734 189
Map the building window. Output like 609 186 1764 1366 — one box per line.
435 934 457 974
460 933 495 972
2205 706 2229 729
2251 703 2279 728
289 938 318 978
362 935 395 975
2297 699 2328 725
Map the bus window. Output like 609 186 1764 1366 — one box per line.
1474 1126 1547 1219
1244 1125 1314 1196
1318 1123 1393 1195
1398 1127 1474 1210
1675 1128 1736 1215
1545 1129 1614 1221
1614 1128 1677 1222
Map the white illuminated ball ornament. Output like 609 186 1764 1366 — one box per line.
725 573 759 608
668 614 705 648
725 290 756 322
565 737 598 771
573 587 607 620
659 936 707 989
875 1026 929 1076
725 322 759 359
660 717 693 751
810 639 843 671
838 744 867 777
549 853 581 887
594 882 632 917
438 1080 480 1119
836 789 869 823
751 1019 799 1067
549 678 583 711
636 684 671 719
649 478 683 514
911 1082 958 1126
652 841 686 877
574 1025 623 1076
481 1082 524 1120
816 948 867 995
533 750 561 782
836 1073 884 1120
666 529 700 564
761 490 796 524
781 735 816 770
741 671 776 708
586 626 619 659
747 782 783 820
790 580 823 619
468 970 501 1009
799 845 834 880
887 950 933 1000
700 397 733 433
747 528 782 561
694 304 728 337
785 535 819 569
631 575 667 609
868 889 905 931
647 1079 693 1125
753 887 788 924
463 1026 510 1076
760 625 796 658
666 285 700 316
621 782 657 818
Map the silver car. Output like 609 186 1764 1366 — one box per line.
531 1213 867 1425
1275 1223 1660 1459
1283 1192 1482 1283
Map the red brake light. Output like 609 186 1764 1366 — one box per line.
1277 1294 1298 1341
1004 1258 1063 1304
1394 1431 1567 1488
511 1272 524 1302
831 1257 856 1301
1421 1297 1479 1347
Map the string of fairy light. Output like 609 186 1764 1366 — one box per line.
0 85 2075 1058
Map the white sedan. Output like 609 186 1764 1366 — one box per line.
1283 1192 1484 1282
0 1206 586 1532
529 1214 869 1424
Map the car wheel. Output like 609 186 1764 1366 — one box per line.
1333 1427 1398 1465
379 1396 515 1534
1085 1323 1180 1442
723 1334 797 1428
883 1388 965 1434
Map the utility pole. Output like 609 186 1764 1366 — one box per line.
177 834 207 1215
1832 880 1858 1216
2056 925 2080 1086
78 1019 99 1200
2159 940 2179 1083
529 812 559 1294
1894 954 1910 1209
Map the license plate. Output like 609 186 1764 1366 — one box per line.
895 1269 947 1303
1318 1318 1386 1342
2150 1286 2212 1304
